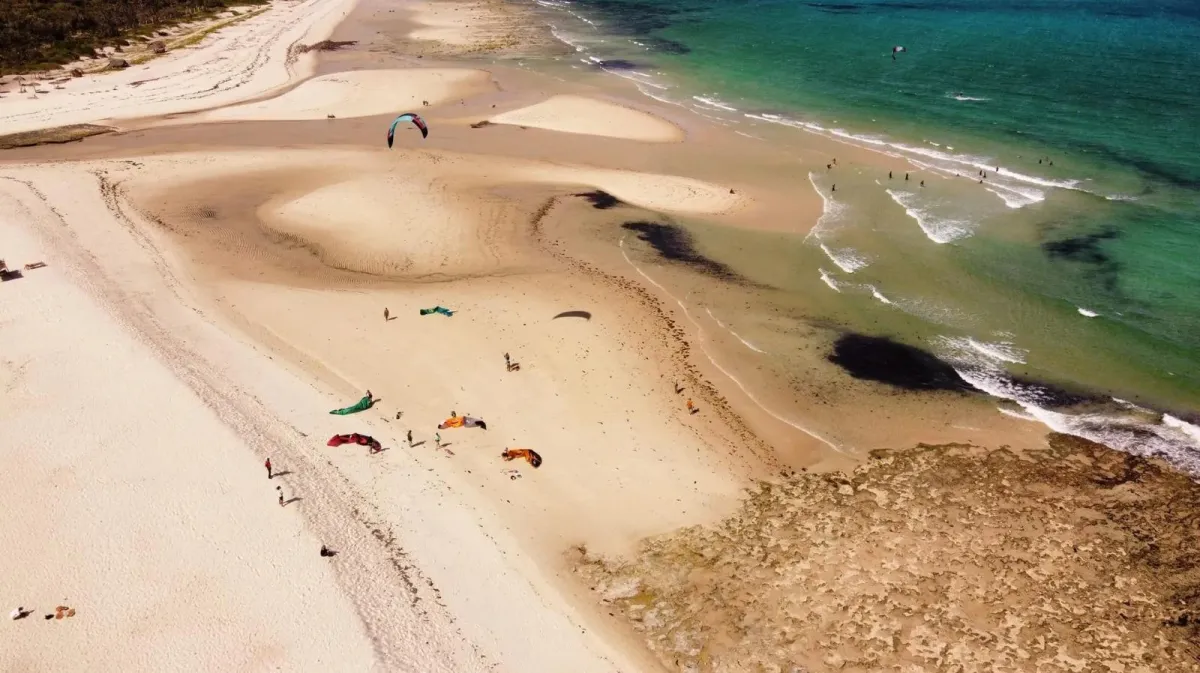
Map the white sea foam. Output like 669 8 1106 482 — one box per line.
819 269 841 292
692 95 738 113
1077 307 1099 317
804 172 844 241
936 336 1027 365
704 308 767 354
936 337 1200 475
1164 414 1200 444
1113 397 1152 413
870 288 892 305
951 94 989 102
819 243 869 273
984 183 1044 208
885 189 973 243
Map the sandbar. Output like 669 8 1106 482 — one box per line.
490 95 684 142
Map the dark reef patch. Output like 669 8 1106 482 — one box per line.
621 221 745 283
1042 226 1122 291
827 334 975 392
594 59 639 70
1042 226 1119 265
574 190 624 209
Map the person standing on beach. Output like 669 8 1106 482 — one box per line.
889 171 893 179
434 432 441 449
504 352 511 370
277 486 285 507
905 172 910 181
265 458 273 480
407 430 413 447
686 398 696 414
383 308 389 321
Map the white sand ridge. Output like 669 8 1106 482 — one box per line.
489 95 684 142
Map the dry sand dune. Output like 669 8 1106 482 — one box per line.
200 69 494 122
490 95 684 142
515 164 740 215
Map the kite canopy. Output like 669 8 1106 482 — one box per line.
387 113 428 148
419 306 454 317
330 395 374 415
892 45 906 53
327 433 382 451
502 448 542 468
438 416 487 429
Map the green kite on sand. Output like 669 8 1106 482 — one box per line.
330 395 374 415
419 306 454 317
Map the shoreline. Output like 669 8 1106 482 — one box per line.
1 0 1198 670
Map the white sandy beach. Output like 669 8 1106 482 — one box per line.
0 154 670 670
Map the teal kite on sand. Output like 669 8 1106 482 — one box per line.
329 395 374 415
419 306 454 317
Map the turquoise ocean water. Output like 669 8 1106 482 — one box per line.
523 0 1200 465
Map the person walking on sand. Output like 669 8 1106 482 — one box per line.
383 307 389 321
277 486 286 507
265 458 273 480
504 352 511 370
407 430 413 447
434 432 441 449
686 398 696 414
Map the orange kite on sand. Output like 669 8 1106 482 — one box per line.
501 448 542 468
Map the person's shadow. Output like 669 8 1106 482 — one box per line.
283 497 303 506
272 470 293 478
12 609 32 620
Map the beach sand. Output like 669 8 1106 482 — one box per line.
2 0 1195 670
198 69 495 122
489 95 685 142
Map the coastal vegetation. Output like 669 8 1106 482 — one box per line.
0 0 267 72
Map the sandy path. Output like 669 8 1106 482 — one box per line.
0 0 359 136
0 156 652 669
490 95 684 142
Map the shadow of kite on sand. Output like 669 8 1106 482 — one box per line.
553 310 592 320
